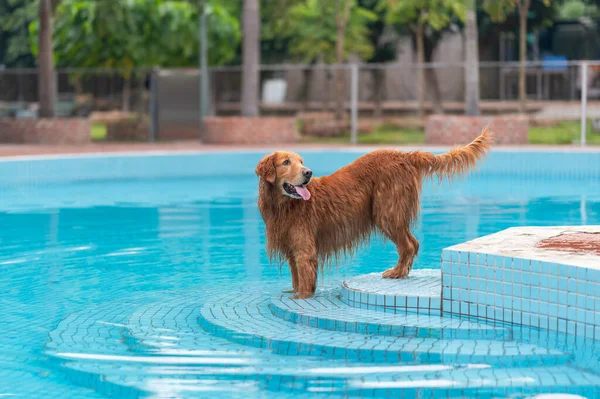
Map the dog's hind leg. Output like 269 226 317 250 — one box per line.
381 228 419 279
373 180 420 279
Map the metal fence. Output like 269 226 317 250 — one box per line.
0 68 152 117
1 61 599 144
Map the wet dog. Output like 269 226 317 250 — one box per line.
255 129 492 298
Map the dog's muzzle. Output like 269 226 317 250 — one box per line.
283 181 311 200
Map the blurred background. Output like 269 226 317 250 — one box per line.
1 0 600 146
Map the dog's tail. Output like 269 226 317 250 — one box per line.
410 127 493 181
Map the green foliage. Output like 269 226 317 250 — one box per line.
0 0 37 67
261 0 302 40
483 0 551 23
284 0 377 63
259 0 301 63
29 0 241 69
358 0 397 63
558 0 600 19
386 0 466 30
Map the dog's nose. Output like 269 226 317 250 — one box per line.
302 169 313 179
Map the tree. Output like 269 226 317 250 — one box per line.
559 0 600 20
284 0 375 115
38 0 55 117
387 0 466 119
334 0 352 120
483 0 551 114
31 0 240 112
0 0 37 67
260 0 300 64
464 0 480 116
241 0 260 117
359 0 398 119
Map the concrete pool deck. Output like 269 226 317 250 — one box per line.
0 141 600 158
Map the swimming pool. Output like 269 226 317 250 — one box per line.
0 149 599 398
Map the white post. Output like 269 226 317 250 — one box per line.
580 61 588 147
350 64 359 145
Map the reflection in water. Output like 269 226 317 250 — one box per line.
0 174 598 398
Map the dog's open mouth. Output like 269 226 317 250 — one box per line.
283 182 311 200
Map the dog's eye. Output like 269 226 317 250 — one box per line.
283 159 290 166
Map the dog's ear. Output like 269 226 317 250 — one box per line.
256 153 277 183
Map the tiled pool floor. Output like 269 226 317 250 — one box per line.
42 283 600 398
270 292 511 340
27 226 600 398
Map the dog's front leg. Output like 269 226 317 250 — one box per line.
291 244 318 299
282 256 299 293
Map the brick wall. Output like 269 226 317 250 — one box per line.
202 117 298 145
0 119 91 145
106 120 150 141
425 115 529 145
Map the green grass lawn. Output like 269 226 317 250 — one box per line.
301 124 425 145
529 120 600 145
89 119 600 145
302 120 600 146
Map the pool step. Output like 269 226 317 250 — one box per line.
200 292 571 368
341 269 442 314
58 359 600 399
270 292 511 340
43 292 600 398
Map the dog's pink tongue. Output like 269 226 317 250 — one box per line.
295 185 311 200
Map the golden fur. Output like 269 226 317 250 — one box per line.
256 128 493 298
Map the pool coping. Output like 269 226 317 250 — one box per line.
442 225 600 339
1 143 600 162
340 226 600 341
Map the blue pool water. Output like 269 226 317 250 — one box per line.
1 151 600 398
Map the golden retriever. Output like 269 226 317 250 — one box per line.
256 129 492 298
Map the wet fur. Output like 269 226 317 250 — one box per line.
256 128 493 298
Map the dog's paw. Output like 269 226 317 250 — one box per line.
382 268 409 279
291 292 313 299
281 289 297 293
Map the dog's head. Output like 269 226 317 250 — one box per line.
255 151 313 200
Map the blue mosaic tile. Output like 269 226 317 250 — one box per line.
270 293 511 340
200 291 574 368
342 269 441 314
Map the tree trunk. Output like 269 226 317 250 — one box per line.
425 67 443 114
301 66 313 112
323 71 332 111
335 22 345 121
416 19 425 119
335 0 351 121
38 0 55 118
464 0 480 116
518 0 530 114
372 68 385 119
122 75 131 112
241 0 260 117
